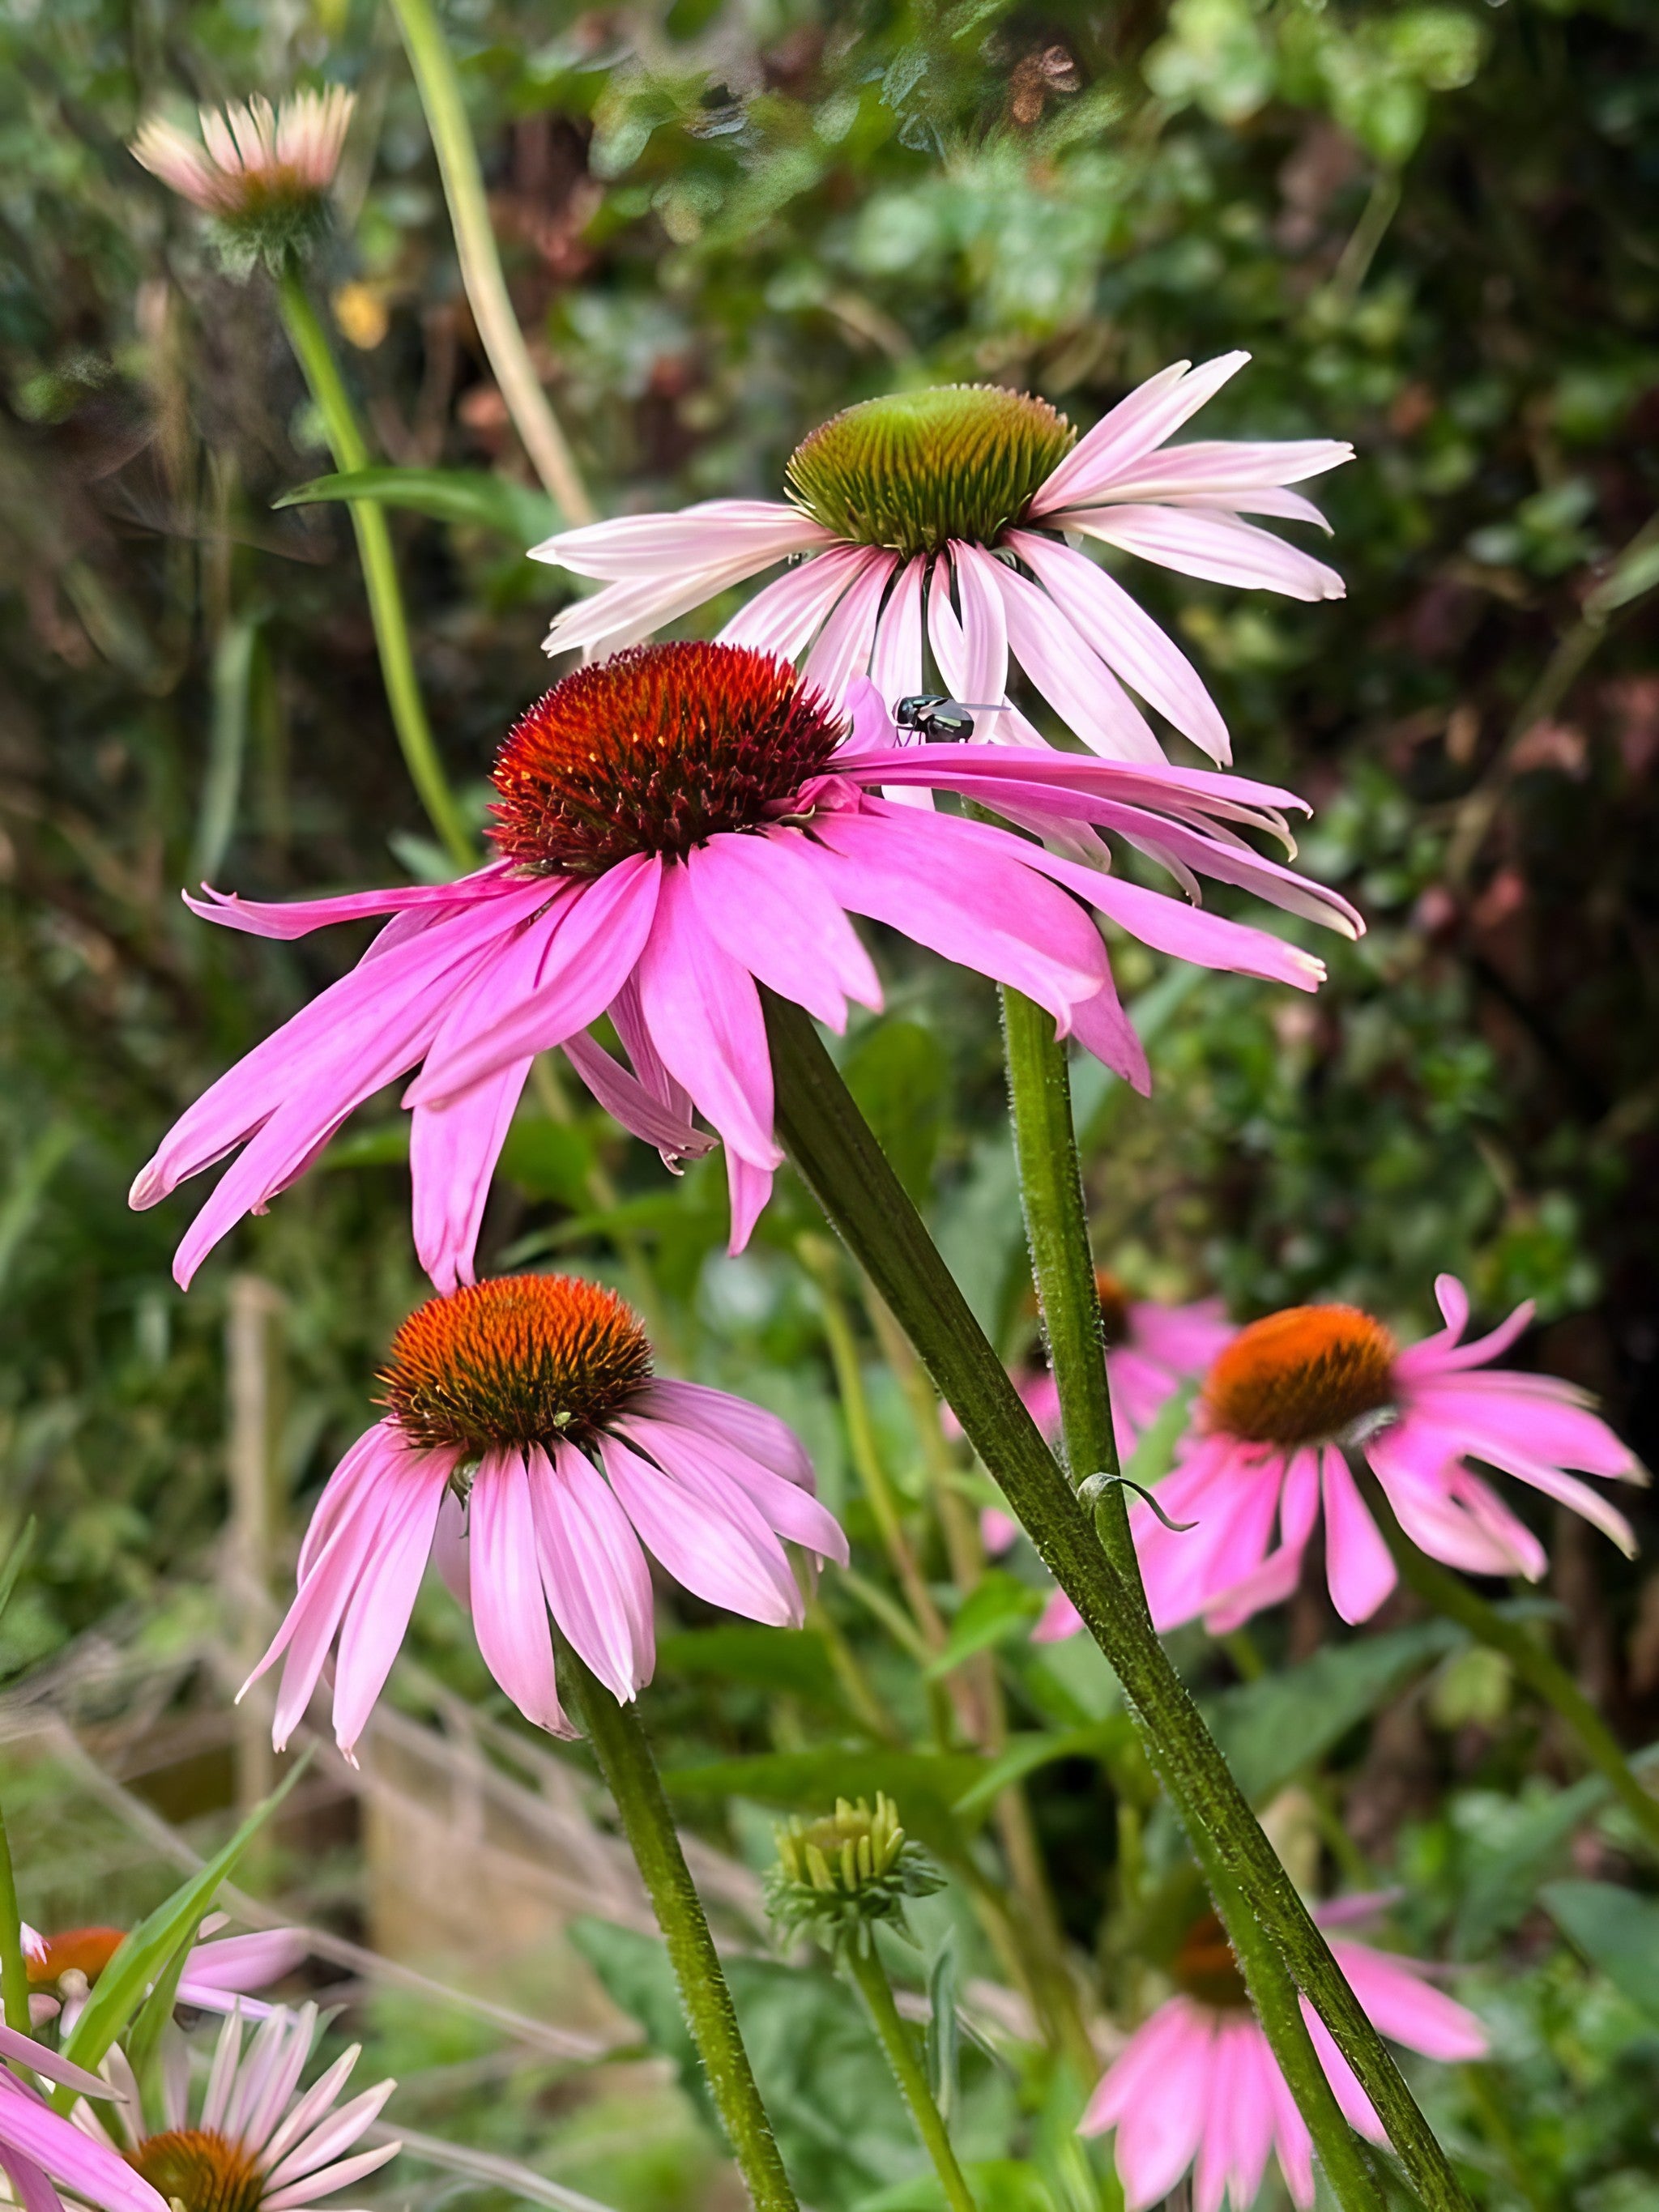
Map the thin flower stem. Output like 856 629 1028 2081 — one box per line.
761 991 1470 2212
844 1943 979 2212
275 266 474 869
0 1801 34 2037
385 0 595 524
561 1646 798 2212
1351 1458 1659 1852
1000 990 1384 2196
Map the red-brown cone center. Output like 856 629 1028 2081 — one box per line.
1203 1306 1397 1448
488 642 845 876
26 1926 125 1988
1171 1911 1252 2010
127 2131 264 2212
381 1274 652 1457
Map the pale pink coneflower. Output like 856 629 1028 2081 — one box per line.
242 1272 847 1757
130 91 354 268
0 2022 168 2212
532 359 1350 769
130 644 1359 1288
1038 1275 1644 1643
75 2003 396 2212
1081 1900 1486 2212
21 1922 306 2029
979 1272 1235 1557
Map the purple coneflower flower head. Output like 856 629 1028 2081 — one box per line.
1081 1900 1486 2211
130 643 1358 1287
130 91 354 271
243 1272 846 1758
532 360 1350 767
21 1923 305 2029
0 2022 168 2212
78 2004 395 2212
1043 1274 1643 1642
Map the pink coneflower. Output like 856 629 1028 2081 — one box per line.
22 1923 306 2027
1081 1901 1486 2211
130 92 354 268
130 645 1358 1286
980 1272 1235 1557
242 1272 846 1756
79 2003 396 2212
533 360 1350 767
0 2022 167 2212
1064 1275 1641 1640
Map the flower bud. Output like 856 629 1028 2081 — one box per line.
765 1793 944 1955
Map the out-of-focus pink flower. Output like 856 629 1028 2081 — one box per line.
131 91 353 219
0 2022 167 2212
130 646 1358 1289
533 360 1350 769
76 2003 396 2212
1081 1903 1486 2211
244 1272 845 1757
1045 1276 1643 1643
979 1275 1233 1561
22 1922 306 2027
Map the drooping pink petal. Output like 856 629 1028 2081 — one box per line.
1095 1998 1218 2208
330 1468 448 1758
0 2084 168 2212
726 1153 774 1255
1067 970 1151 1090
802 550 899 699
1264 2042 1316 2207
531 1441 655 1703
1320 1447 1397 1624
184 865 516 940
638 1379 815 1487
1328 1940 1487 2061
469 1449 566 1733
0 2145 64 2212
627 1414 847 1565
562 1032 712 1163
719 545 885 661
1007 531 1230 763
0 2031 109 2100
991 559 1165 763
1299 2002 1384 2141
940 543 1011 712
686 833 881 1034
410 1056 530 1293
597 1432 800 1626
636 867 786 1170
1069 505 1345 603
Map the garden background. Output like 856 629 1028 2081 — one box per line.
2 0 1659 2207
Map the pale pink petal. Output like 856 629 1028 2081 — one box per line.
626 1414 847 1565
1007 531 1230 762
635 868 783 1171
598 1432 800 1626
944 543 1011 711
992 560 1165 764
982 1508 1019 1556
1300 2003 1384 2140
0 2088 168 2212
1328 1940 1487 2061
1079 437 1353 505
1031 1586 1081 1642
1320 1447 1397 1624
561 1031 713 1163
801 552 898 698
1095 1999 1217 2208
469 1450 566 1734
0 2030 109 2100
180 1930 309 1996
1032 355 1251 515
431 1486 471 1608
541 550 787 657
331 1471 447 1757
719 546 883 660
1070 506 1346 602
531 1441 655 1704
531 501 830 581
1263 2045 1316 2207
686 833 881 1034
638 1379 815 1487
726 1153 774 1254
0 2146 65 2212
264 2138 399 2206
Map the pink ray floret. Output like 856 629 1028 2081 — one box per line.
533 356 1351 769
241 1272 845 1756
131 90 354 217
1080 1901 1486 2211
131 646 1358 1291
0 2020 170 2212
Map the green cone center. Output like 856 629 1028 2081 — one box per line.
784 386 1075 557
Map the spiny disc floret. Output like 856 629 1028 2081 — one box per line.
1204 1305 1398 1449
382 1275 652 1457
785 386 1076 558
127 2130 265 2212
489 643 845 876
766 1793 944 1954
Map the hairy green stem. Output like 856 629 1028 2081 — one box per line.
0 1802 33 2038
1000 990 1384 2204
1352 1458 1659 1852
385 0 594 524
276 266 472 868
561 1647 797 2212
762 991 1469 2212
844 1945 979 2212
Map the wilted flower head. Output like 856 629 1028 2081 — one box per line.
766 1795 943 1955
130 90 354 271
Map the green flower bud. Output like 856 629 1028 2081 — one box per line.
765 1794 945 1956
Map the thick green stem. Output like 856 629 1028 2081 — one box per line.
385 0 594 524
845 1945 979 2212
0 1803 33 2038
275 267 473 868
762 991 1469 2212
1352 1459 1659 1852
1000 989 1382 2202
561 1647 797 2212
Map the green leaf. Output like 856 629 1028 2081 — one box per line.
0 1520 37 1633
1457 1779 1606 1957
273 467 557 546
1542 1879 1659 2027
952 1720 1132 1817
497 1116 596 1206
923 1573 1041 1681
659 1749 992 1850
654 1624 849 1715
1204 1619 1462 1805
55 1754 309 2101
925 1933 959 2123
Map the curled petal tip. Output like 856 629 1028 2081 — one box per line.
129 1163 164 1209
